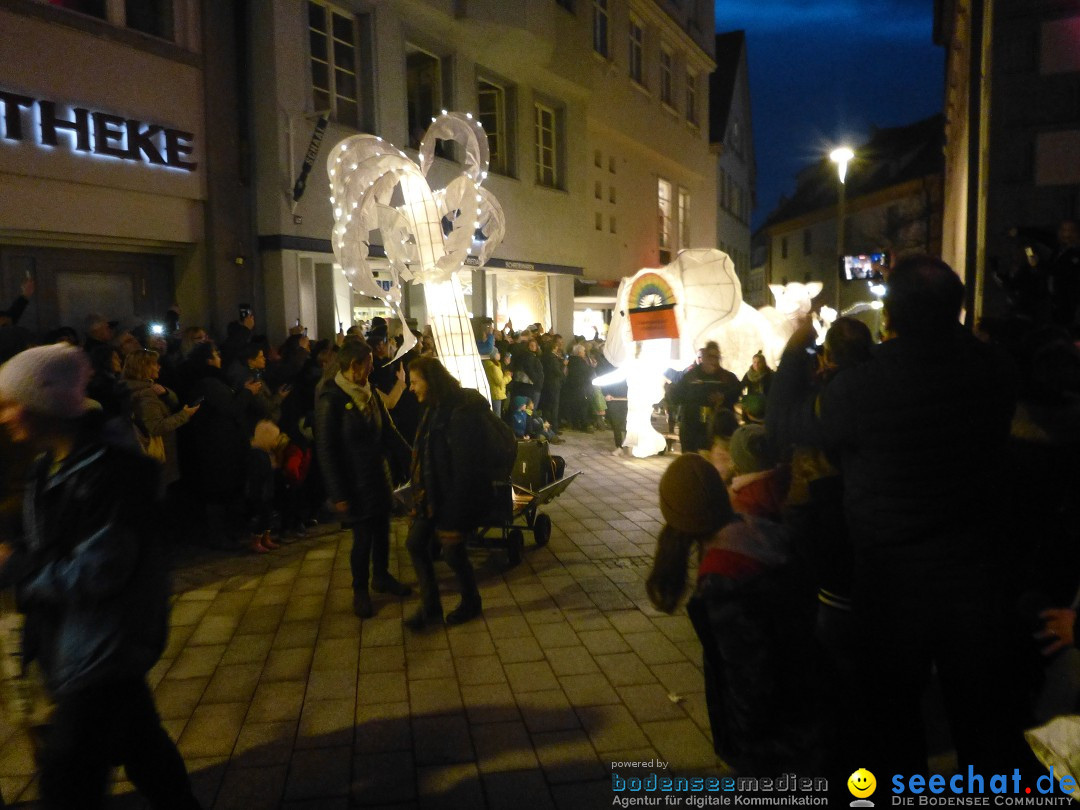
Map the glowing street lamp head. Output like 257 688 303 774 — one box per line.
830 146 854 184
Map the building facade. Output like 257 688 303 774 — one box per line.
0 0 253 339
936 0 1080 322
757 116 944 320
709 31 757 304
250 0 717 343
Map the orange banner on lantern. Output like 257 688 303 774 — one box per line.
628 305 679 341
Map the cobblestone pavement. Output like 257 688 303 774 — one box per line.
0 428 730 809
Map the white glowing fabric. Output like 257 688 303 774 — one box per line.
622 340 673 458
328 112 505 397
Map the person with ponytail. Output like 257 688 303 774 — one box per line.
647 454 820 773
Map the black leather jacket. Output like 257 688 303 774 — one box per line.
1 416 169 697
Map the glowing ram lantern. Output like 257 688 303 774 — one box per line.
328 112 506 398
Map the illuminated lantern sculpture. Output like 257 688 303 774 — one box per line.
603 250 837 457
327 112 505 397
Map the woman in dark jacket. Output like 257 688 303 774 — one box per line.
315 340 412 618
403 356 490 629
178 341 251 547
123 349 198 489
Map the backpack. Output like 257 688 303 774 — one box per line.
479 405 518 483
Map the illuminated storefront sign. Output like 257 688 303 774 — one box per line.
0 89 197 171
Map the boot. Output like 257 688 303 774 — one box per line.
249 534 271 553
260 530 281 549
352 591 373 619
446 596 483 626
404 606 443 630
371 572 412 597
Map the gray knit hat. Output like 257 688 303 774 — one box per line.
729 424 776 475
0 344 93 419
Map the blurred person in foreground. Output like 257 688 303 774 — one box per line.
0 344 201 809
768 255 1032 777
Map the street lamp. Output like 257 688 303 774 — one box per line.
830 146 854 310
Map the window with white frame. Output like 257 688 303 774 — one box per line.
628 16 644 85
659 46 674 108
309 1 359 127
478 78 512 176
592 0 609 58
658 178 673 262
685 71 697 125
678 187 690 248
535 102 559 188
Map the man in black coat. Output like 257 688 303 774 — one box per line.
768 255 1031 778
315 340 412 618
666 341 741 454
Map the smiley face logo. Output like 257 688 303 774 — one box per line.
848 768 877 799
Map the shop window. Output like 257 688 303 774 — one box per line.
309 1 359 128
478 78 513 176
534 101 563 189
592 0 609 58
659 46 674 108
628 16 645 85
658 178 673 262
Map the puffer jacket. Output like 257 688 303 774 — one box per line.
1 416 168 697
411 388 491 532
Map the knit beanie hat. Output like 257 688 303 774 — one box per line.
740 393 767 423
658 453 734 535
0 344 93 419
729 424 776 475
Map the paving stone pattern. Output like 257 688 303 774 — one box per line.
0 430 728 808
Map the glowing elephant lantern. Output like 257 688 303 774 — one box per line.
600 269 687 458
328 112 506 397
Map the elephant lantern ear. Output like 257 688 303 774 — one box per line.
804 281 823 299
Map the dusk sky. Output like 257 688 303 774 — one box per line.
714 0 946 231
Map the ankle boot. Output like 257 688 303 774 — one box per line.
249 534 271 553
260 530 280 549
